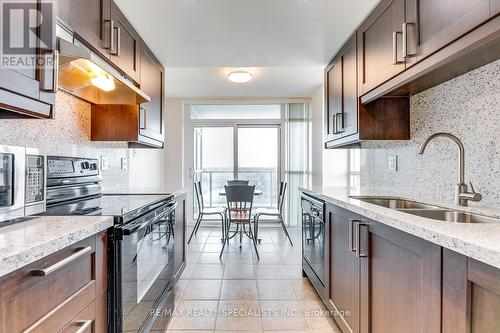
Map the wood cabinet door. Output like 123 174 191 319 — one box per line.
68 0 111 56
443 249 500 333
325 33 358 145
404 0 490 67
328 204 360 333
0 0 55 118
359 220 441 333
139 42 165 145
357 0 406 96
109 1 141 82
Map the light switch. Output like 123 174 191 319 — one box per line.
101 156 108 171
121 157 128 170
388 155 398 171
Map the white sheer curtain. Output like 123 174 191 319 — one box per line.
284 102 311 227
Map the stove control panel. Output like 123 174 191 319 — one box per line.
47 156 100 178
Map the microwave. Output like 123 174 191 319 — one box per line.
0 145 45 223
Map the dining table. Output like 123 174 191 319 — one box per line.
218 189 263 196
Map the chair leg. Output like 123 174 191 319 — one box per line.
248 221 260 260
187 214 202 244
279 215 293 246
254 214 261 244
219 213 225 243
193 213 204 235
219 219 231 259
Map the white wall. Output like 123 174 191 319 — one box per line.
310 85 324 186
163 98 185 191
310 84 349 187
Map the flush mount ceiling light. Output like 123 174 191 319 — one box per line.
227 70 253 83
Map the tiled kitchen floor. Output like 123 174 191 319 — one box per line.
167 225 341 333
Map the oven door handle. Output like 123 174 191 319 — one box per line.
121 202 177 236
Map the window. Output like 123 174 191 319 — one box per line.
190 104 282 120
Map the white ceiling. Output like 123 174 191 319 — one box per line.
114 0 379 98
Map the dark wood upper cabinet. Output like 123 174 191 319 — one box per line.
325 32 410 148
137 42 165 147
328 204 360 333
109 1 141 83
359 219 442 333
325 33 358 145
357 0 406 96
0 0 56 119
442 249 500 333
60 0 112 56
404 0 490 67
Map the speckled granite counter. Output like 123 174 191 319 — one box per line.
0 216 113 277
300 186 500 269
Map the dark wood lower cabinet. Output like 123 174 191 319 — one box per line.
359 220 442 333
174 193 187 279
0 231 107 333
328 204 360 333
443 249 500 333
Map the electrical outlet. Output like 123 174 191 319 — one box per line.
101 155 108 171
121 157 128 170
388 155 398 171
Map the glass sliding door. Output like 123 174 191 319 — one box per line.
237 126 280 209
193 126 234 209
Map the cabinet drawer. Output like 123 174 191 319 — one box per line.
59 299 96 333
0 236 98 333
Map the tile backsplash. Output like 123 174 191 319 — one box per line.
360 59 500 208
0 91 130 192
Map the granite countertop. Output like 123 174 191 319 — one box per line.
300 186 500 269
0 215 113 278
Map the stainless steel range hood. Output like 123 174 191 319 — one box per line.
56 26 150 105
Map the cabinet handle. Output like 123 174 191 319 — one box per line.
356 223 369 258
402 22 415 58
392 31 404 65
75 320 93 333
140 108 147 129
31 247 92 276
52 50 59 93
111 26 121 56
103 20 114 49
331 114 337 134
39 50 59 92
348 219 359 252
336 113 344 133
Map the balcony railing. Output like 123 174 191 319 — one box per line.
194 168 278 210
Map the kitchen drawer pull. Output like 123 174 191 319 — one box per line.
402 22 415 58
356 223 368 258
31 246 92 276
392 31 403 65
140 108 147 129
75 320 93 333
336 113 344 133
104 19 114 49
348 219 359 252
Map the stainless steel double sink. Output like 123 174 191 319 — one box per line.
350 196 500 223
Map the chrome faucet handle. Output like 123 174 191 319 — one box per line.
469 182 477 193
462 182 482 202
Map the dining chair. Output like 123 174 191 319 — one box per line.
220 185 259 259
254 181 293 246
227 180 249 186
188 181 226 244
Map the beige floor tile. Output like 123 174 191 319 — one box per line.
224 264 256 279
254 265 289 280
225 252 256 264
168 300 218 330
204 243 225 253
290 278 322 301
284 264 304 279
216 300 263 331
191 264 225 279
181 279 222 300
257 280 297 301
220 279 259 300
197 252 227 264
260 301 309 331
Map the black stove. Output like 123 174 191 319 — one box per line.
42 156 176 333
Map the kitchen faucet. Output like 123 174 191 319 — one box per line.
418 132 482 206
